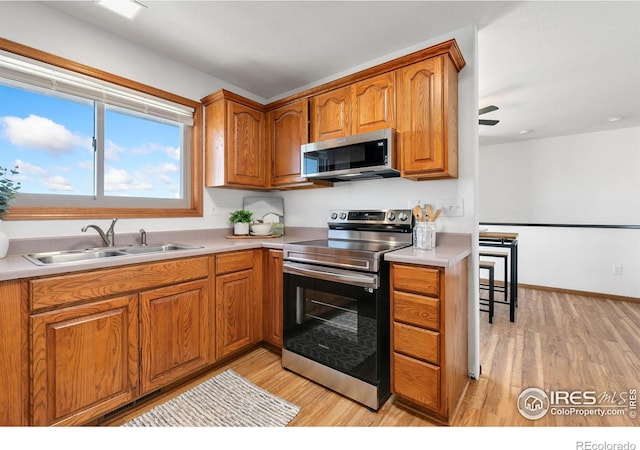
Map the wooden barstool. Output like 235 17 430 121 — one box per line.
479 260 495 323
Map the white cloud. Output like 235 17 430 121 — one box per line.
12 159 48 177
44 175 74 191
105 139 124 161
104 166 152 192
166 146 180 160
78 160 94 171
1 114 89 155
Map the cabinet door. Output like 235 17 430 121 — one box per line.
267 99 309 187
216 269 255 358
30 295 138 426
351 72 395 135
263 249 283 347
397 56 458 179
0 280 27 426
226 100 266 187
309 86 351 142
139 279 211 394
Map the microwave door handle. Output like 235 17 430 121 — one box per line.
284 262 379 289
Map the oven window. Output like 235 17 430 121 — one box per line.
283 273 382 384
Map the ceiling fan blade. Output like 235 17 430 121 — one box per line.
479 105 499 115
479 119 500 126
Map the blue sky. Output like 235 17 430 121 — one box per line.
0 82 182 199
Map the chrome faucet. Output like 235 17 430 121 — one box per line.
139 228 147 246
81 218 118 247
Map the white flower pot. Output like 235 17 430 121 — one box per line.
233 222 250 235
0 220 8 258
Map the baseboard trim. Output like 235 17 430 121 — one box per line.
518 283 640 304
478 278 639 304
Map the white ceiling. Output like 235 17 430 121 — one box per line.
42 1 640 146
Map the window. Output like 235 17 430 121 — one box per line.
0 40 202 220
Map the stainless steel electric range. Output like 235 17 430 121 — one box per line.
282 209 413 410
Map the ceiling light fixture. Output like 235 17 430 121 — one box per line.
96 0 145 20
607 116 623 123
519 129 531 135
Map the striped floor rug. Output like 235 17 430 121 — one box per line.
123 369 300 427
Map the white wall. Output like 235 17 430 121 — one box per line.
0 2 477 240
480 127 640 298
1 3 481 376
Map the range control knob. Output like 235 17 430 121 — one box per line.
330 212 338 220
387 212 396 221
339 212 347 220
398 212 409 222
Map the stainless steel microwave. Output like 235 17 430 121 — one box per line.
301 128 398 181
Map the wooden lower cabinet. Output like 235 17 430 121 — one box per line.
215 250 262 359
4 249 273 426
0 280 28 426
262 249 283 347
27 256 212 426
30 294 139 426
390 258 469 424
139 279 212 394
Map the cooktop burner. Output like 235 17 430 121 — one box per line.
290 239 410 253
283 209 413 272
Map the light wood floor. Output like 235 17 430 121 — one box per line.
106 287 640 427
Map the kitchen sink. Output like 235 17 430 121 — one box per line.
119 243 198 254
24 243 202 266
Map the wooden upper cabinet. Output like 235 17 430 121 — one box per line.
309 86 351 142
397 55 459 180
309 74 395 143
267 99 309 187
351 72 395 135
203 90 266 189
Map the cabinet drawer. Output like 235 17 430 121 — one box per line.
392 264 440 297
216 250 254 275
393 352 440 411
393 321 439 365
393 290 440 330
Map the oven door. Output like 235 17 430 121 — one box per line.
282 261 389 386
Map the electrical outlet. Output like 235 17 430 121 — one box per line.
210 206 221 216
612 264 623 276
437 198 464 217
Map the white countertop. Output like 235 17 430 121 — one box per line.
383 243 471 267
0 228 471 281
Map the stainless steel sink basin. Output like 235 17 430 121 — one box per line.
24 243 202 266
119 243 199 254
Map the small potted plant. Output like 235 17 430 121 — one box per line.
0 165 20 258
229 209 253 235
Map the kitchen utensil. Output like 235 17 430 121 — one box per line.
425 205 434 220
430 209 441 222
412 205 424 222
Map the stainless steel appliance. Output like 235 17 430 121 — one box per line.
282 209 412 410
301 128 398 181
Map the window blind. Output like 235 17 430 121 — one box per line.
0 51 194 126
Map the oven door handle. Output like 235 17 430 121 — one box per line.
283 261 379 289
